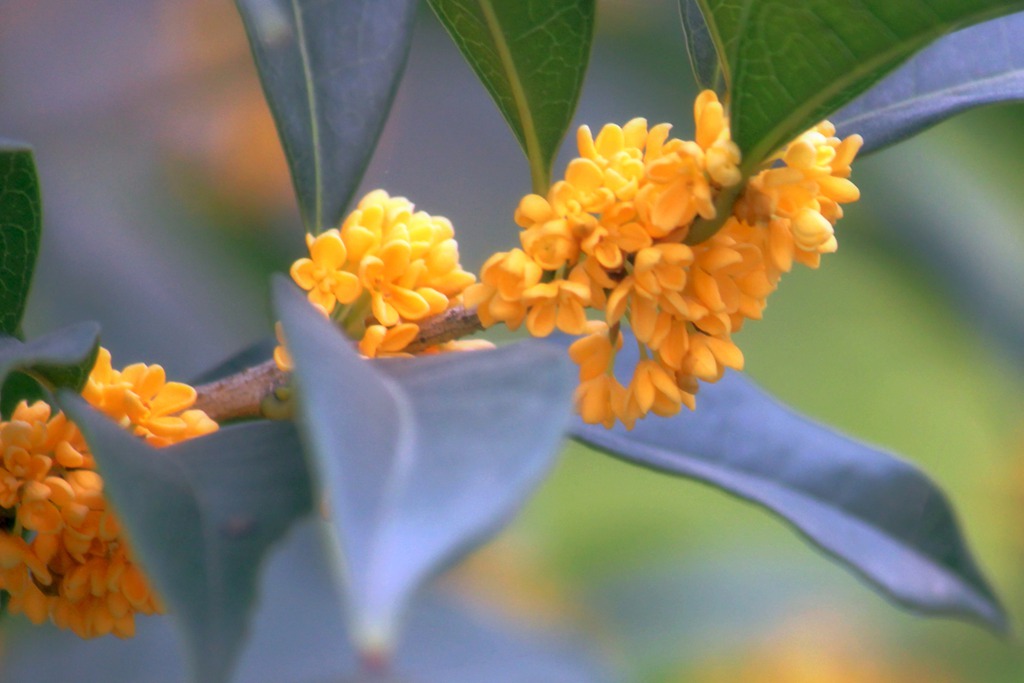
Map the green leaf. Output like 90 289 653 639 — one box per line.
427 0 596 192
57 397 314 683
0 322 100 397
0 141 42 336
0 372 44 419
547 332 1008 632
273 277 575 655
678 0 721 92
697 0 1024 169
235 0 419 233
834 10 1024 155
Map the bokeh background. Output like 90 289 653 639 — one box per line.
3 0 1024 680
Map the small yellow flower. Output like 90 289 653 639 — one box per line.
641 139 716 236
464 249 543 330
579 203 651 271
81 348 217 447
517 194 580 271
0 407 53 507
549 158 616 218
575 374 627 429
471 89 862 429
289 230 362 312
633 243 693 297
273 321 293 372
359 240 446 325
655 318 692 371
522 275 590 338
693 89 742 186
568 322 619 381
282 190 479 360
0 347 218 639
627 359 687 417
359 322 420 358
791 207 837 252
577 118 650 194
681 334 744 382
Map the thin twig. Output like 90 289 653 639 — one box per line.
405 305 484 352
192 306 484 422
191 359 285 422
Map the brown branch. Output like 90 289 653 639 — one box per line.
405 305 484 352
192 306 484 422
191 359 285 422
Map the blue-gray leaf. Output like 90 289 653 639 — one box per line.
235 520 614 683
854 145 1024 373
58 397 313 683
677 0 720 92
834 11 1024 155
273 276 575 654
546 332 1007 632
235 0 418 233
0 521 613 683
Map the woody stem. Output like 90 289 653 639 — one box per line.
192 306 484 422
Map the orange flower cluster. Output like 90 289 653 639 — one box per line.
466 91 862 428
280 190 481 364
0 348 217 638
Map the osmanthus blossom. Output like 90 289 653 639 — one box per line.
289 231 361 312
281 90 862 431
0 90 864 644
464 90 863 429
0 349 217 639
1 191 482 641
281 190 483 363
282 90 860 431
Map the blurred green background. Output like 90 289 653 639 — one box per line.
3 0 1024 680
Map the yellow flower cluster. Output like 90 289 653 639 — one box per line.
280 190 480 364
0 348 217 638
465 91 862 428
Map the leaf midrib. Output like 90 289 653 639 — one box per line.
360 374 420 637
290 0 323 233
477 0 548 191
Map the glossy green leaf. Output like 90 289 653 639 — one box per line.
0 322 100 397
0 141 42 336
0 372 44 419
0 523 613 683
427 0 595 191
834 10 1024 155
547 332 1007 631
698 0 1024 168
678 0 720 92
58 397 314 683
235 0 418 233
273 277 575 654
